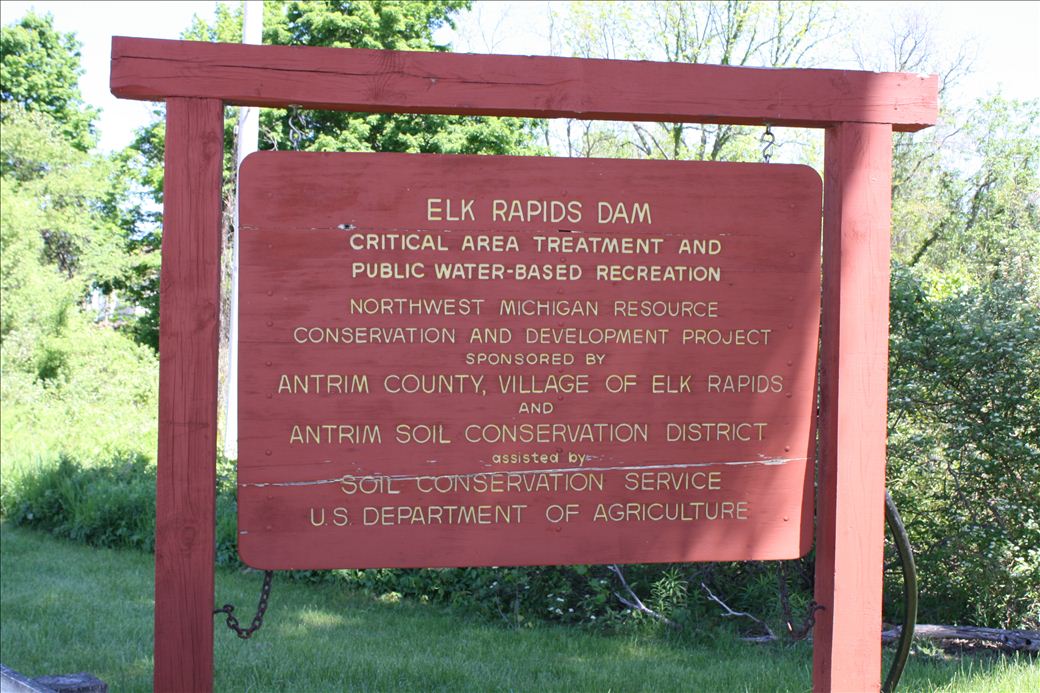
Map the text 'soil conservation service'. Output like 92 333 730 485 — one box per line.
237 152 823 569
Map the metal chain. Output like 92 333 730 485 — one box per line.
760 123 776 163
215 104 300 642
288 105 305 151
790 600 824 641
214 570 274 639
777 558 822 641
777 561 795 631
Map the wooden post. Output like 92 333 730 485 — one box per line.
814 122 893 692
154 97 225 693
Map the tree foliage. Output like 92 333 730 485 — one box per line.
0 11 97 151
0 14 158 471
882 97 1040 630
888 267 1040 629
538 1 1040 631
120 0 541 350
898 97 1040 290
851 7 1040 628
260 0 533 155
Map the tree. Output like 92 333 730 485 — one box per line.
1 14 159 467
882 94 1040 634
0 11 98 151
535 1 1040 633
853 9 1040 629
547 1 839 161
1 11 141 338
888 266 1040 629
120 0 541 351
258 1 533 154
0 110 125 339
136 1 537 166
902 97 1040 292
854 8 1039 295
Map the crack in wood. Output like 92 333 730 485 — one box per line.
239 455 808 488
116 55 569 91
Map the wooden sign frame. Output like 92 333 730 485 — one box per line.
110 36 937 693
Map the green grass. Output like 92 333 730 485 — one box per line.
1 525 1036 692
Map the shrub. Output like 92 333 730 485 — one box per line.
7 453 156 550
886 264 1040 629
5 454 241 564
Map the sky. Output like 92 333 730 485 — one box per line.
2 0 1038 154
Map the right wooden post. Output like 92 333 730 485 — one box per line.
815 122 893 693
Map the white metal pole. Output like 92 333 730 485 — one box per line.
223 1 263 460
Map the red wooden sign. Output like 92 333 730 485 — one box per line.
237 152 821 569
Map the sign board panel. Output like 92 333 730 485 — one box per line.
237 152 821 569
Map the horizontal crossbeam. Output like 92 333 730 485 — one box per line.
111 37 937 131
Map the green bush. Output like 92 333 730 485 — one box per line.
7 454 156 549
0 313 159 475
5 454 241 564
886 264 1040 629
327 555 815 636
1 106 159 478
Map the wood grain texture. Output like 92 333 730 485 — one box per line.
154 98 224 693
110 37 938 132
236 152 820 569
813 122 893 693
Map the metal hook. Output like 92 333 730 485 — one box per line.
760 124 776 163
288 105 305 151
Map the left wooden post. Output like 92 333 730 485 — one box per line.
155 97 225 693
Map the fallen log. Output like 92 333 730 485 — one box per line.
882 625 1040 652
